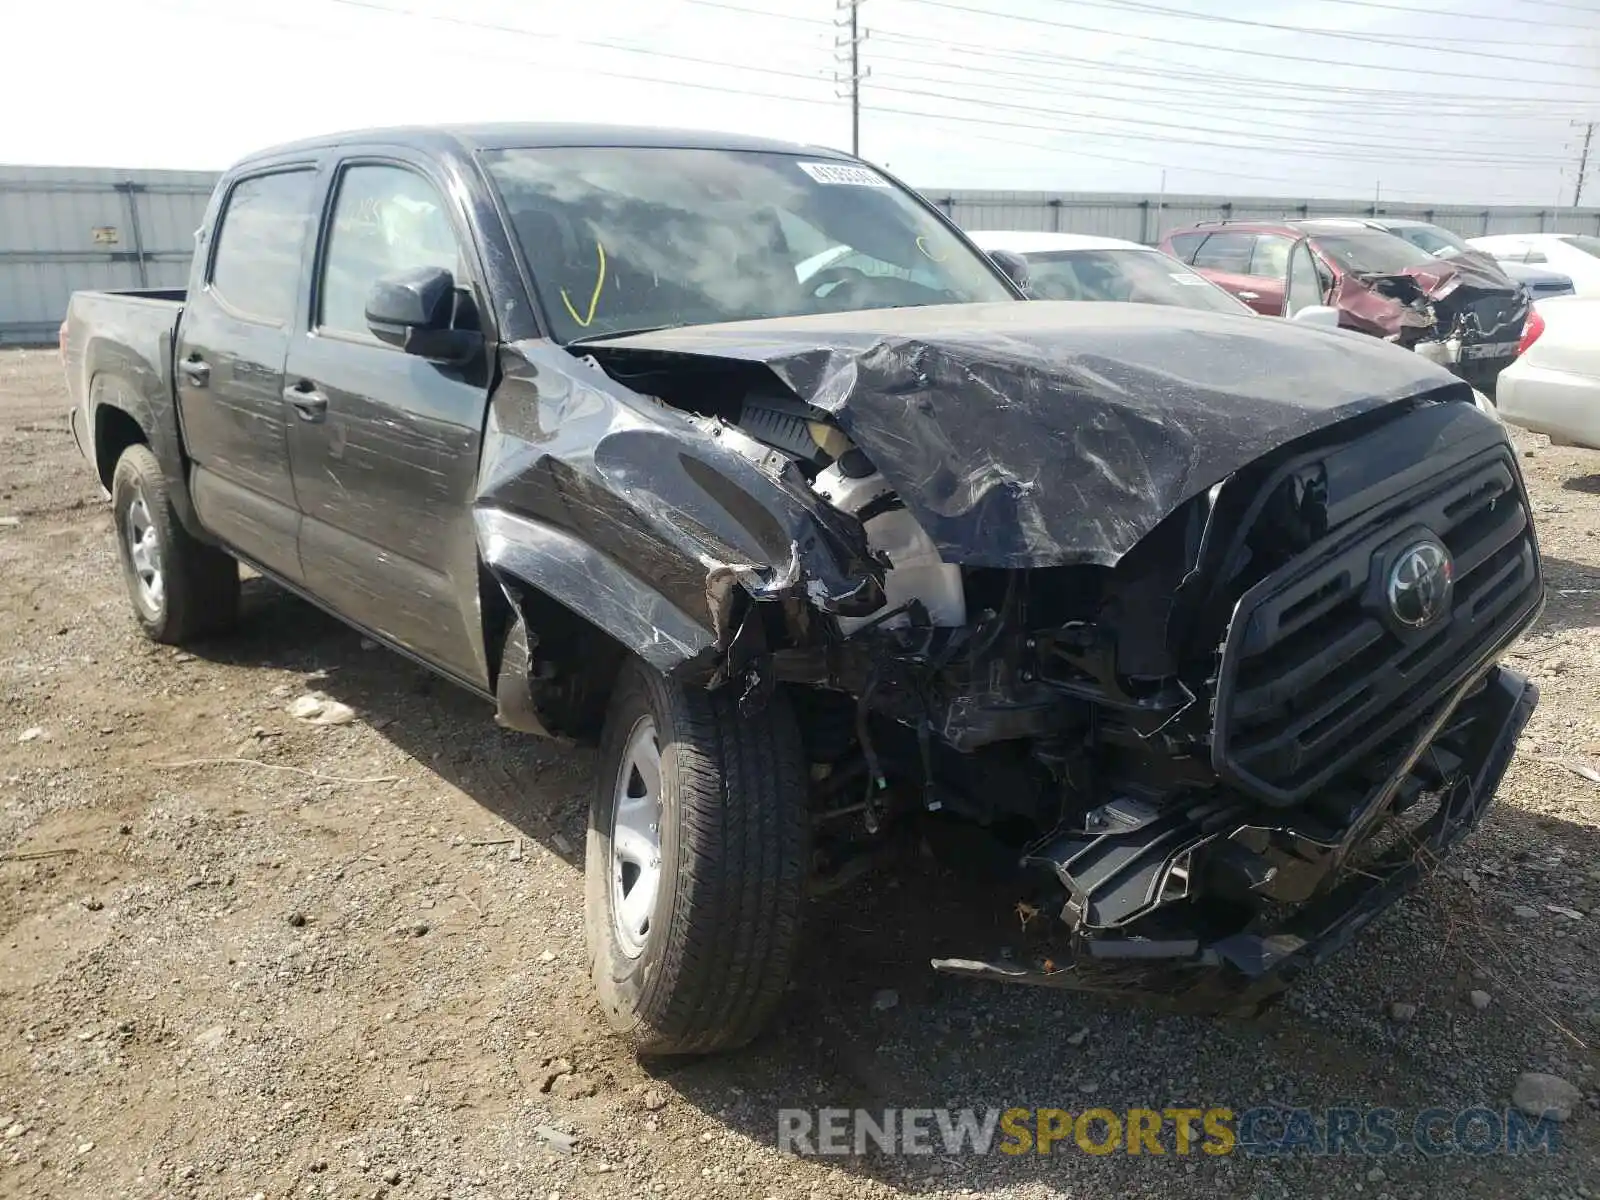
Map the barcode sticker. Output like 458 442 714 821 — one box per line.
796 161 892 187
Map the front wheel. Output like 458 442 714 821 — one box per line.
585 658 809 1055
110 444 239 644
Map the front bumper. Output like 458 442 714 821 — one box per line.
932 664 1538 1014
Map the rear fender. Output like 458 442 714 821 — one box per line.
88 368 202 538
84 330 203 538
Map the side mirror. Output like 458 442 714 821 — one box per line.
1291 304 1341 329
986 249 1032 294
366 266 481 363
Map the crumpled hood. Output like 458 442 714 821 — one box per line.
586 301 1471 569
1341 253 1527 342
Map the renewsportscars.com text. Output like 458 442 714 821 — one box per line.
777 1106 1561 1158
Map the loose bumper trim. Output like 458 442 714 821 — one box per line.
932 665 1538 1014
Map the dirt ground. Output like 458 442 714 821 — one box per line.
0 345 1596 1200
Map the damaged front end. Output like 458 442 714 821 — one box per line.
475 303 1543 1012
1336 257 1530 393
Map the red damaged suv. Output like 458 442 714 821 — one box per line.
1160 219 1530 391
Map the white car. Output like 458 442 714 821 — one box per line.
1494 295 1600 449
966 230 1342 327
1466 234 1600 297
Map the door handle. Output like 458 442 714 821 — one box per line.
283 383 329 421
1237 291 1260 300
179 357 210 387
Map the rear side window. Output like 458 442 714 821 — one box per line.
1166 232 1205 263
1190 232 1256 274
209 170 316 324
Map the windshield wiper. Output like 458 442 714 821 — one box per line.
566 325 675 346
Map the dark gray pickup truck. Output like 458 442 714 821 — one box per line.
63 124 1543 1054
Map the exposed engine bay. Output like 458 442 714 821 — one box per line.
478 302 1543 1011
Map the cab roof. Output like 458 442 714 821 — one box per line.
238 123 854 166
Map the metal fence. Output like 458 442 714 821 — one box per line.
0 166 218 345
925 188 1600 246
5 166 1600 344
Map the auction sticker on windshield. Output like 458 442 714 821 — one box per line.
797 161 892 187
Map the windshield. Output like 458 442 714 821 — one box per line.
482 147 1014 341
1393 224 1471 258
1565 234 1600 260
1308 232 1439 275
1020 249 1251 314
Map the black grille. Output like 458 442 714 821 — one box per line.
1212 447 1541 806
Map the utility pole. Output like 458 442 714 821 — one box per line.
1574 121 1594 207
835 0 869 156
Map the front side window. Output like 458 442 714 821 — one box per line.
209 170 317 324
318 164 463 336
1021 249 1251 314
482 147 1013 342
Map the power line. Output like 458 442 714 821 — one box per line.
1042 0 1600 60
867 27 1600 108
897 0 1600 88
1261 0 1600 34
165 0 1589 201
865 51 1582 138
869 109 1544 200
313 0 838 84
160 0 846 113
685 0 1600 107
902 126 1554 202
860 93 1570 170
858 77 1574 166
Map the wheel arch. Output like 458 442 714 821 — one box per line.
475 504 718 742
87 367 205 539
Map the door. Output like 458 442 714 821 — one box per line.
1246 234 1292 316
1188 232 1277 315
283 158 493 687
1284 238 1328 318
177 167 319 582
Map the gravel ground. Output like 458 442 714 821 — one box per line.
0 345 1596 1200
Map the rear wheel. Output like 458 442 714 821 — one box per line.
585 658 809 1055
110 445 239 644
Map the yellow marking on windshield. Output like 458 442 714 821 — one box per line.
916 236 948 263
561 240 607 328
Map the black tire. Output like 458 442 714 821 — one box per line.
586 657 808 1055
110 444 240 644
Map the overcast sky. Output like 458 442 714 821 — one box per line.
6 0 1599 202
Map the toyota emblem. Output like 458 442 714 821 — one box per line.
1387 539 1454 629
